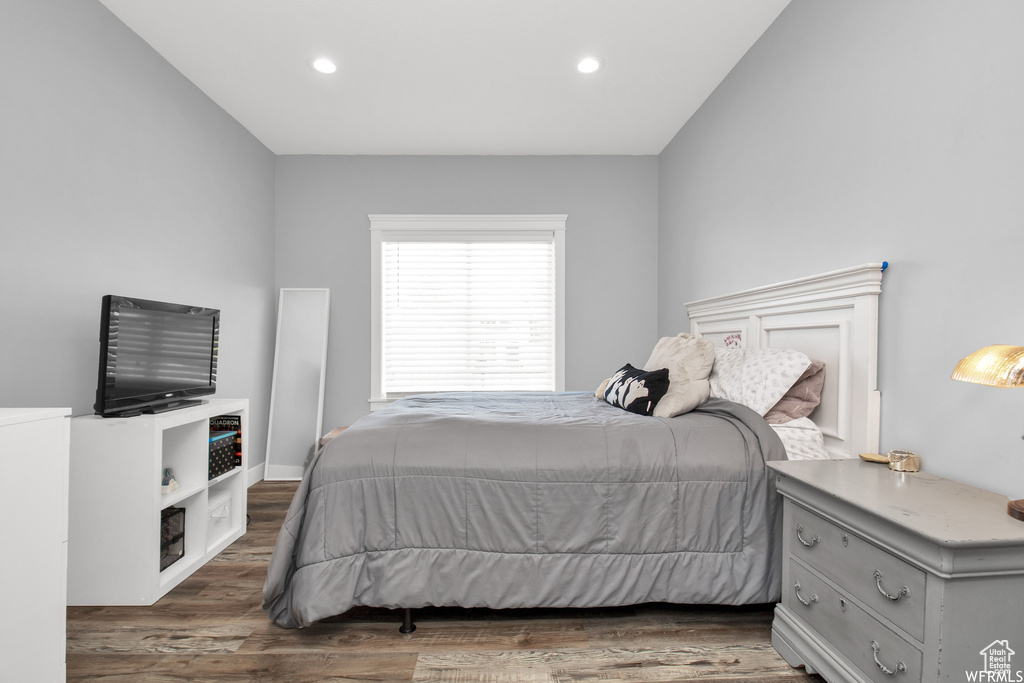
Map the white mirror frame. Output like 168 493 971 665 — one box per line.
264 288 330 481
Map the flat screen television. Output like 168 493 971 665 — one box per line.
94 295 220 417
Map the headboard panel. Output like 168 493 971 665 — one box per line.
687 263 885 459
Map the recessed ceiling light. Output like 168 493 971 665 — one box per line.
577 57 603 74
312 57 337 74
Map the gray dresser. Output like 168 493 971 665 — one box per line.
768 459 1024 683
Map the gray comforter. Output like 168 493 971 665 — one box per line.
263 392 786 628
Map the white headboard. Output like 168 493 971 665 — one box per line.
687 263 885 459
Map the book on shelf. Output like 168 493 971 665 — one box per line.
209 414 242 467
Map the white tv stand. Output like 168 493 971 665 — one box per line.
67 398 248 605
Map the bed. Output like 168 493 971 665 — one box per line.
263 263 885 630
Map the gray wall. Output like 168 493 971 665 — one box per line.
659 1 1024 495
275 155 660 428
0 0 278 470
9 0 1021 497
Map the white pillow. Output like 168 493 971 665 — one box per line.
642 333 715 418
709 348 812 417
771 418 829 460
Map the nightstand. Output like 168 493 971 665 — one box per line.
767 459 1024 683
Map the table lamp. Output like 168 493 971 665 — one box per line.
952 344 1024 520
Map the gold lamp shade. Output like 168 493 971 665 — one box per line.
951 345 1024 388
952 345 1024 521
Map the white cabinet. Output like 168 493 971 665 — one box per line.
768 459 1024 683
0 407 71 683
67 399 248 605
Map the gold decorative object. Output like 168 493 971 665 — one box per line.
887 450 921 472
951 345 1024 387
859 451 922 470
952 345 1024 520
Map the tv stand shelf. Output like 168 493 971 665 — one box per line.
67 399 248 606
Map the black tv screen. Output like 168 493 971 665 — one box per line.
94 295 219 417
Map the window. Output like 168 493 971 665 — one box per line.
370 214 566 408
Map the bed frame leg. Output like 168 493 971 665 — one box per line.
399 608 416 634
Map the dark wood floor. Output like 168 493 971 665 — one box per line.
66 481 822 682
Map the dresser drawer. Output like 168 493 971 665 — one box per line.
787 561 923 683
786 502 926 642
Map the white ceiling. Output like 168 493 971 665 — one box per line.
98 0 790 156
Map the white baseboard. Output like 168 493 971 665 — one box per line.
247 463 264 487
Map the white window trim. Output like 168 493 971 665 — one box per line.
369 214 567 410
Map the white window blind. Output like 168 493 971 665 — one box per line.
370 215 566 406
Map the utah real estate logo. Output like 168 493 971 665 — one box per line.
968 640 1023 682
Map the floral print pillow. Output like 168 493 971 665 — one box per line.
709 348 812 417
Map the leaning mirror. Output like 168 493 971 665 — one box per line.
264 288 330 480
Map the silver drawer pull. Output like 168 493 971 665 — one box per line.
871 640 907 676
795 524 820 547
874 570 910 601
793 581 818 607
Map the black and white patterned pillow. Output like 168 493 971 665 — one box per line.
602 363 670 416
